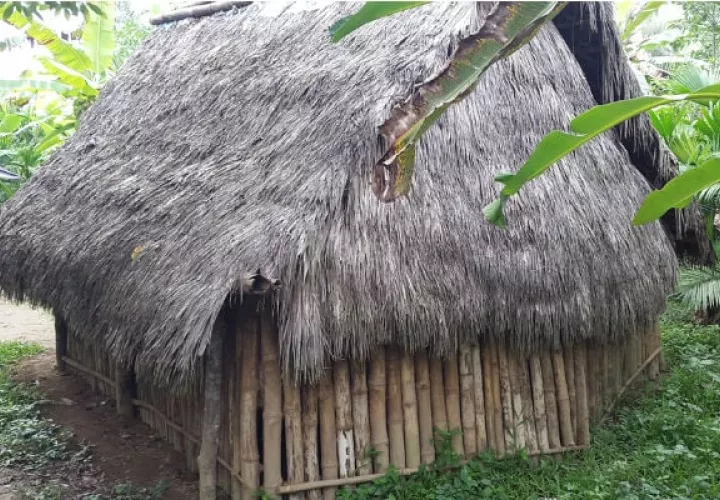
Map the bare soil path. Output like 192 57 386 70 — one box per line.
0 300 197 499
0 299 54 348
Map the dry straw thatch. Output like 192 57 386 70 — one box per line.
0 2 704 387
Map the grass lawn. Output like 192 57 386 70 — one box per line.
340 301 720 499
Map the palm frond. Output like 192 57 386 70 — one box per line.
674 266 720 312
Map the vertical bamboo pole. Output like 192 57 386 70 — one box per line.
334 360 356 478
239 314 259 499
601 343 611 409
55 313 68 373
552 350 575 447
518 356 538 454
429 357 448 432
563 344 577 436
262 315 282 495
284 377 304 498
647 324 661 381
414 351 435 464
444 355 464 456
585 343 599 421
529 354 549 452
350 361 371 476
471 346 487 452
401 355 421 468
481 343 498 452
198 327 224 500
368 349 389 473
231 313 243 500
488 342 505 456
302 385 321 500
386 347 406 468
318 374 338 500
115 363 135 419
574 343 590 446
497 344 517 452
540 352 560 450
458 346 477 457
595 343 605 416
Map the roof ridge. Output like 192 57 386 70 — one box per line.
149 0 252 26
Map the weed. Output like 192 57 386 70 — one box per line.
111 480 171 499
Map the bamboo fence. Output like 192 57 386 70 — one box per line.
61 314 664 499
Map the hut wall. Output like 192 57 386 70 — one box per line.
61 313 665 499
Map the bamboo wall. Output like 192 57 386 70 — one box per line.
63 312 663 499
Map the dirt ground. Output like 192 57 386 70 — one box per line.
0 300 198 499
0 299 55 348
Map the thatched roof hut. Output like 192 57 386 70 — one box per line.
0 2 710 495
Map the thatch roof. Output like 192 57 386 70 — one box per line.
0 2 696 386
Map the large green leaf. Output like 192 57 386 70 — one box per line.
329 2 429 42
621 1 665 41
357 2 565 202
0 4 92 74
489 83 720 226
0 114 23 133
633 158 720 225
82 0 116 76
0 79 71 92
38 58 97 97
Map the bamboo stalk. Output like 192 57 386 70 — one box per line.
334 360 356 478
401 354 421 468
319 373 338 500
573 344 590 446
458 346 477 457
302 385 321 500
529 354 549 452
386 346 406 468
551 350 575 447
414 352 435 464
444 355 464 456
518 356 538 454
497 343 516 452
601 347 662 423
481 343 498 452
284 377 304 498
429 357 448 432
647 324 661 381
489 342 505 456
471 346 487 452
540 352 560 450
563 344 577 437
231 312 244 500
368 348 389 473
585 343 599 421
350 361 371 476
198 328 224 500
239 315 259 499
261 315 282 494
600 343 610 410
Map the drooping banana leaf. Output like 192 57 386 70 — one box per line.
0 4 92 74
330 2 429 42
0 79 71 93
82 0 116 76
486 83 720 227
0 167 20 181
333 2 565 202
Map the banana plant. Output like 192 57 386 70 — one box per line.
0 1 116 105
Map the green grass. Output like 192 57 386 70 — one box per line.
340 301 720 499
